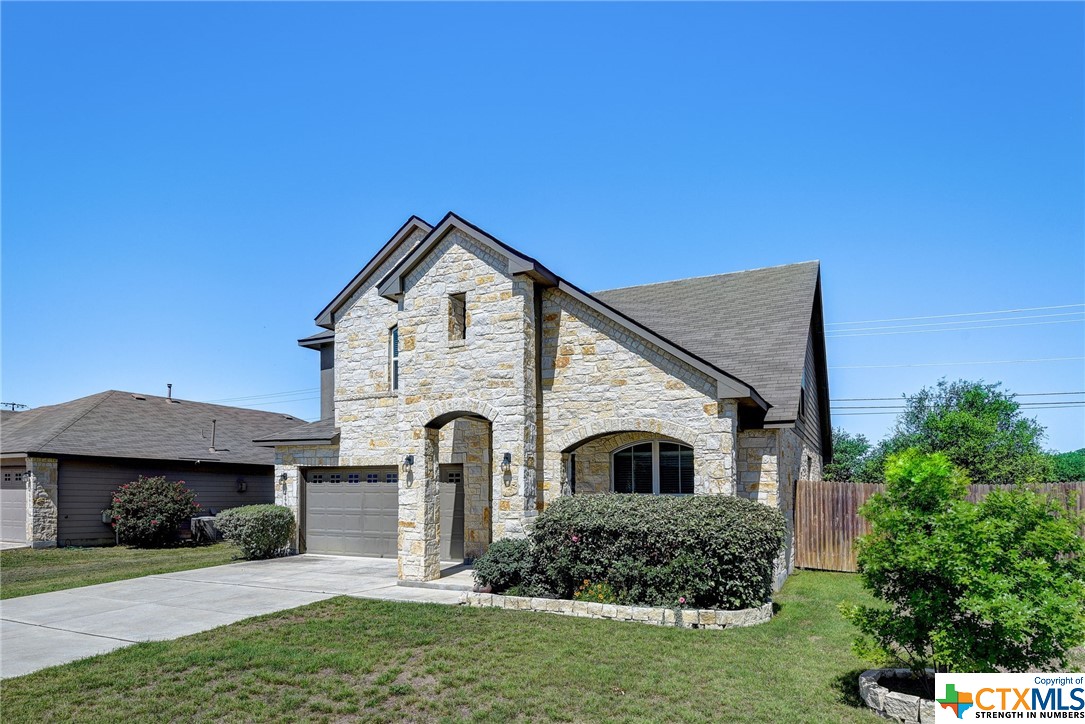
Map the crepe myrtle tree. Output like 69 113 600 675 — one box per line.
841 450 1085 684
107 476 201 547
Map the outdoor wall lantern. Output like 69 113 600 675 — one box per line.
501 452 512 473
279 472 288 483
236 478 247 494
404 454 415 470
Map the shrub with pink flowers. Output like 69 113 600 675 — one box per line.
106 475 201 547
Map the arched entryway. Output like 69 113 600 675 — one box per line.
398 402 494 582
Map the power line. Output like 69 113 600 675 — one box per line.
834 404 1085 416
825 311 1083 334
832 391 1085 402
827 317 1083 338
205 388 320 403
827 303 1085 326
830 357 1085 370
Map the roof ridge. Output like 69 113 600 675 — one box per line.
35 390 116 453
595 260 820 294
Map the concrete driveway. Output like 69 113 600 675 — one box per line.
1 555 465 679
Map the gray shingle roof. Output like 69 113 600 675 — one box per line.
253 418 338 445
1 391 300 465
594 261 820 424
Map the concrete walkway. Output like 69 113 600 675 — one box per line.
1 554 465 679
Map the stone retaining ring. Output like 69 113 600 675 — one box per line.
459 592 773 629
859 669 936 724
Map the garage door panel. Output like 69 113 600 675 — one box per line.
305 468 398 557
1 467 26 543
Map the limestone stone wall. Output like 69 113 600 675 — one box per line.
393 229 539 580
439 418 491 559
26 456 58 548
737 429 779 504
570 431 684 495
274 445 340 552
540 287 740 505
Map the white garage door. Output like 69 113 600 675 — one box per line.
304 468 399 557
1 467 27 543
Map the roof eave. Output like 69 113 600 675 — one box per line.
315 215 433 329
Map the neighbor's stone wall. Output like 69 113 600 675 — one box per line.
274 445 340 552
394 229 539 580
570 431 684 494
541 287 740 505
26 456 58 548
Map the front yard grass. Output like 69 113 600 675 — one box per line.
1 570 882 723
0 542 239 599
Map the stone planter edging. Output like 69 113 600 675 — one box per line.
459 592 772 629
859 669 936 724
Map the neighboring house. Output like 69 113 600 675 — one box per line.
1 390 299 547
260 212 831 587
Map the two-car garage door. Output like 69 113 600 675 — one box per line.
304 468 399 557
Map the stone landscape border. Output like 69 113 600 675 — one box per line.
859 669 935 724
460 592 773 629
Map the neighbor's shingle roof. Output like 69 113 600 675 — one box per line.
594 261 820 424
0 391 300 466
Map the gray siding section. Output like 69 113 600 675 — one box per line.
794 328 823 456
320 344 335 421
56 458 273 546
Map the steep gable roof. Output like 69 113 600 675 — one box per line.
314 215 433 329
594 262 824 426
1 391 299 465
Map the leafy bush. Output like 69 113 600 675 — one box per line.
530 494 785 610
472 537 534 593
215 505 295 560
842 449 1085 675
107 476 201 547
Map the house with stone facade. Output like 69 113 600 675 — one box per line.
260 213 830 586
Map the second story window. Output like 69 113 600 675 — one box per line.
449 293 466 341
389 325 399 391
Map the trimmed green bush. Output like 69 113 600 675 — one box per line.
530 494 785 609
107 476 202 548
215 505 295 560
472 537 534 593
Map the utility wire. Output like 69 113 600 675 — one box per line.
205 388 320 403
825 311 1083 334
832 391 1085 402
827 303 1085 326
827 317 1083 338
829 356 1085 370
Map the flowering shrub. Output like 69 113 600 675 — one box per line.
107 476 201 548
572 580 617 604
215 505 295 560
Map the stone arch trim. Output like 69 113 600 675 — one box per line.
415 397 499 429
553 418 700 453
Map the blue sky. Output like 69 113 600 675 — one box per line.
3 2 1083 452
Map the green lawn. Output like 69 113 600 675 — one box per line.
0 542 240 599
1 570 882 723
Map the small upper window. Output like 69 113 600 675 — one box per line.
448 293 466 341
799 387 806 418
389 326 399 391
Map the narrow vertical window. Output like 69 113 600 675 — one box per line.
389 325 399 391
448 293 466 341
568 453 577 494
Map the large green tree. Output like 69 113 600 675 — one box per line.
1053 448 1085 482
823 428 871 481
851 379 1055 485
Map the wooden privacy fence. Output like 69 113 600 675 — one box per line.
794 480 1085 573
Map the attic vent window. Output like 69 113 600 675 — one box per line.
448 293 467 342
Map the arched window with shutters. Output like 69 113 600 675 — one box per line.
611 440 694 495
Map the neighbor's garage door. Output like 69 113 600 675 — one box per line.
1 467 27 543
305 468 398 556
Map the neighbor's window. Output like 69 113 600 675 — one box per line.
612 441 694 495
389 325 399 390
448 293 466 341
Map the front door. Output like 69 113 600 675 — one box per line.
439 464 465 562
